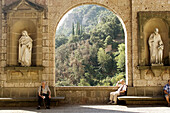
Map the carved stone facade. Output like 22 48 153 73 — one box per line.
0 0 48 97
0 0 170 99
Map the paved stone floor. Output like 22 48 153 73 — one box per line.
0 105 170 113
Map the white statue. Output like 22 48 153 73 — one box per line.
18 30 33 66
148 28 164 65
158 41 164 64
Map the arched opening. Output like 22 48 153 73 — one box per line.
55 4 128 86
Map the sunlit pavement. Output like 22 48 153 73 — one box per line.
0 105 170 113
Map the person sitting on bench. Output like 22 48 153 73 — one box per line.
108 79 127 105
163 79 170 107
37 81 51 109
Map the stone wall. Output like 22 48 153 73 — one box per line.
129 0 170 96
128 86 164 96
55 86 118 105
0 0 1 50
0 0 51 93
132 0 170 87
0 0 170 98
0 87 38 97
0 86 56 98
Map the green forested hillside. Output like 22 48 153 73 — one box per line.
56 5 118 37
55 5 125 86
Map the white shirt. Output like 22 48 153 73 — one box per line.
38 85 50 94
117 84 127 95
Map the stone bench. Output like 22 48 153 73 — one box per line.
118 96 167 105
0 97 65 107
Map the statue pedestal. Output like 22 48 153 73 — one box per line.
137 65 169 77
152 63 163 66
4 66 44 83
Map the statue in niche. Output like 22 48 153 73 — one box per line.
148 28 164 66
18 30 33 66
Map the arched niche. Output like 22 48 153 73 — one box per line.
8 19 37 66
143 18 169 65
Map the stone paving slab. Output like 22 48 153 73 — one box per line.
0 105 170 113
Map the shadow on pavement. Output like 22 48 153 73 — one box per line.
0 105 138 113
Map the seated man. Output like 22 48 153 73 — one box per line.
163 79 170 107
37 81 51 109
108 79 127 104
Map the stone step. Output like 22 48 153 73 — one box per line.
118 96 167 105
0 97 65 107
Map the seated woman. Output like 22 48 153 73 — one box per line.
37 81 51 109
108 79 127 105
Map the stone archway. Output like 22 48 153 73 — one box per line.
0 0 132 98
0 0 133 100
48 0 132 87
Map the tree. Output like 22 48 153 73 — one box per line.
104 35 112 47
76 22 80 35
78 79 90 86
72 22 75 36
115 43 125 72
55 35 68 48
80 24 83 35
97 48 113 74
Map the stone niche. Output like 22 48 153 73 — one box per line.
2 0 45 83
137 11 170 81
138 12 170 66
